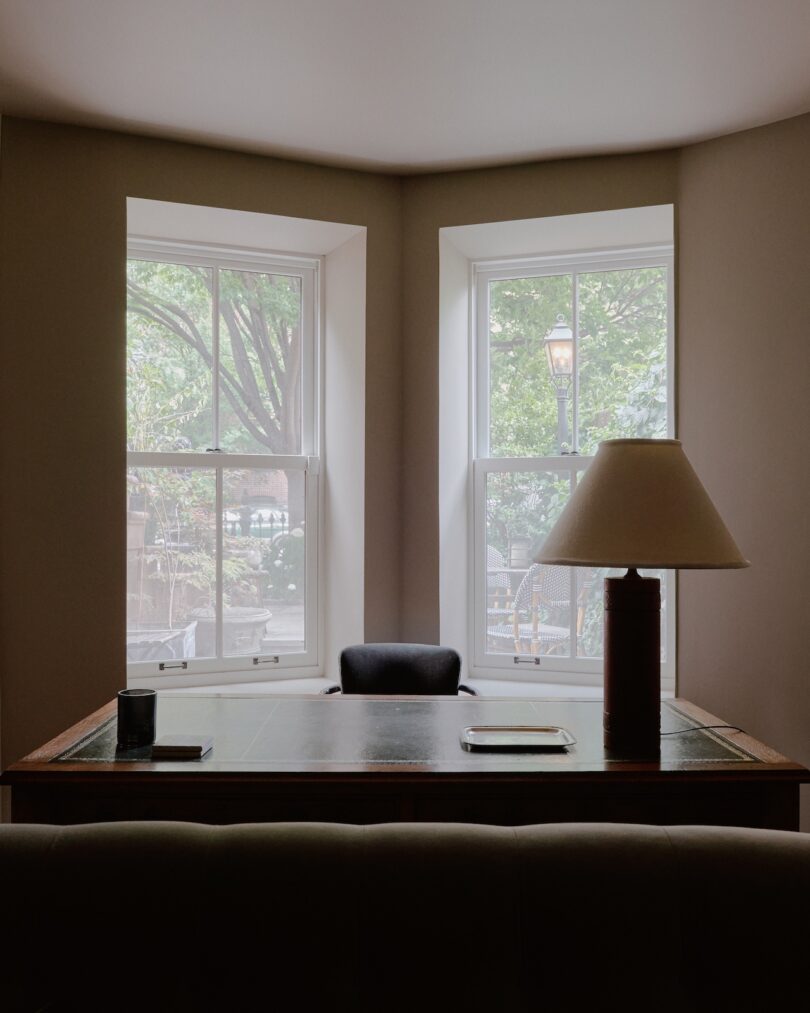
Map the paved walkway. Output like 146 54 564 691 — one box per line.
262 602 304 649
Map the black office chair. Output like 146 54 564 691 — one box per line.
322 643 478 696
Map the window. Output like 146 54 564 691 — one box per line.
473 247 674 686
126 240 320 683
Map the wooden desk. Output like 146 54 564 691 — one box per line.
3 695 807 829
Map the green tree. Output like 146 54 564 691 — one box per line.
127 261 213 452
488 274 571 458
486 265 668 562
577 267 668 455
488 266 667 462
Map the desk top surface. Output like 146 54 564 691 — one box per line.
4 695 807 781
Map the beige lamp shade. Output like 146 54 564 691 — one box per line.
535 439 750 569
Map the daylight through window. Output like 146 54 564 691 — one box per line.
126 241 319 682
474 248 674 684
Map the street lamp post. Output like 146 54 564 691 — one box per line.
543 313 574 454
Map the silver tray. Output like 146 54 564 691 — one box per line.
461 725 576 752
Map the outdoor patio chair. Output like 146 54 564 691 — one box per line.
485 544 518 626
487 563 584 657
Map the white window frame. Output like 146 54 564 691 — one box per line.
126 238 323 688
471 245 675 689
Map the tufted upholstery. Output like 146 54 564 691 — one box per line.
2 821 809 1012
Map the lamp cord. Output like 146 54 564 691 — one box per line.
661 724 744 736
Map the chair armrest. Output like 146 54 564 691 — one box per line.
321 684 341 695
458 683 479 697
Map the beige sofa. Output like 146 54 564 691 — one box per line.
2 821 808 1012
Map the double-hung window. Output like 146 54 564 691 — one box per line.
473 247 674 687
126 240 320 684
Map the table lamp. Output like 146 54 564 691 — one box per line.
534 438 749 758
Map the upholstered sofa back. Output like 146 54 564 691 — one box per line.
2 821 808 1012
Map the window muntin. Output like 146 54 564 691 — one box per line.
126 242 319 683
474 249 674 684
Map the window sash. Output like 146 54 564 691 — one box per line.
126 454 319 684
474 248 674 459
127 239 319 457
126 241 321 685
472 457 675 688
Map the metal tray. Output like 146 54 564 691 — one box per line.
461 725 576 752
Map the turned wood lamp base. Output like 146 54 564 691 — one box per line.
603 568 661 759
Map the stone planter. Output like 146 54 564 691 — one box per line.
185 606 272 657
126 621 197 663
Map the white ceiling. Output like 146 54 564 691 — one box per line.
1 0 809 174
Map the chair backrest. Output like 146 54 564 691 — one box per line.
513 563 571 612
339 643 462 695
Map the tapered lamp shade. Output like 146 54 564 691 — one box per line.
535 439 749 570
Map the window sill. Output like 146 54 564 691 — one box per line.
465 678 675 700
466 678 602 699
160 676 336 695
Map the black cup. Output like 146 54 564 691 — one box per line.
117 688 157 749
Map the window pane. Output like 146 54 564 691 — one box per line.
222 469 306 655
577 567 669 661
488 275 573 457
126 468 216 662
485 469 574 658
219 270 303 455
577 267 668 456
576 567 614 659
127 260 213 452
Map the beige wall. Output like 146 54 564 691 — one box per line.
0 119 402 765
677 113 810 828
399 152 679 641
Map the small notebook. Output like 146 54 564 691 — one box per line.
151 735 213 760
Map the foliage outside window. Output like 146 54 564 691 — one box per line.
474 249 674 684
126 243 319 682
